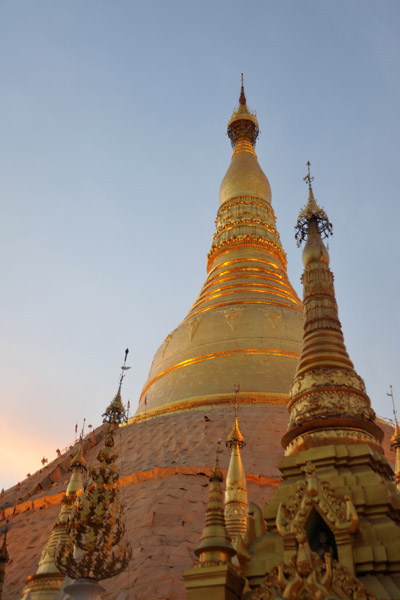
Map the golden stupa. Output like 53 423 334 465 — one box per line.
136 79 303 417
0 84 397 600
184 168 400 600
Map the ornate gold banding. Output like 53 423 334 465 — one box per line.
283 421 384 456
207 239 287 271
208 256 285 276
139 348 300 403
214 220 277 237
131 393 289 422
217 196 275 216
232 138 256 156
190 284 302 311
185 298 304 320
200 272 297 298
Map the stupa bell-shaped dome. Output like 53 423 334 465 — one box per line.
136 82 303 417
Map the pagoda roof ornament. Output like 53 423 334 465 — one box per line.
69 442 87 473
225 402 248 539
227 74 259 148
295 162 333 247
227 385 245 448
194 440 235 563
55 422 131 580
102 348 131 425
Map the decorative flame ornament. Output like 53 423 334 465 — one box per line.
55 425 131 580
55 351 132 582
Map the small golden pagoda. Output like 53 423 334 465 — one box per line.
20 445 86 600
186 165 400 599
184 445 245 600
135 77 303 418
55 365 132 587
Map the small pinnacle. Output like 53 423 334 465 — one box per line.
303 161 314 191
239 74 246 105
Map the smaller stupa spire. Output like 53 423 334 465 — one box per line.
295 161 332 250
102 348 131 425
195 441 235 564
224 402 248 540
55 427 131 581
239 72 246 105
20 447 86 600
0 529 9 600
282 164 383 456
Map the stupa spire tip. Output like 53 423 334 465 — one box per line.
102 348 131 425
239 73 246 105
295 161 333 248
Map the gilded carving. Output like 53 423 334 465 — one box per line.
276 463 358 539
288 389 375 429
187 317 201 341
224 308 242 331
251 541 376 599
285 429 382 456
289 368 367 400
265 308 282 332
162 332 173 357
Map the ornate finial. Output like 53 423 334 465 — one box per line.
233 383 240 417
211 439 224 481
387 385 398 427
55 423 131 580
303 161 314 190
227 391 245 449
227 78 259 148
69 443 87 473
102 349 131 425
239 73 246 105
295 162 333 247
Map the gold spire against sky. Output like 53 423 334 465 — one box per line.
282 163 383 456
235 164 400 598
135 81 303 418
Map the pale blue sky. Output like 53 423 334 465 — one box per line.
1 0 400 489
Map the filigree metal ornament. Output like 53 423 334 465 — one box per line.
276 462 358 540
102 349 131 424
251 539 376 599
295 163 333 247
55 427 131 580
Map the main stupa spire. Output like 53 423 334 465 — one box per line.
135 79 304 418
282 163 383 455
